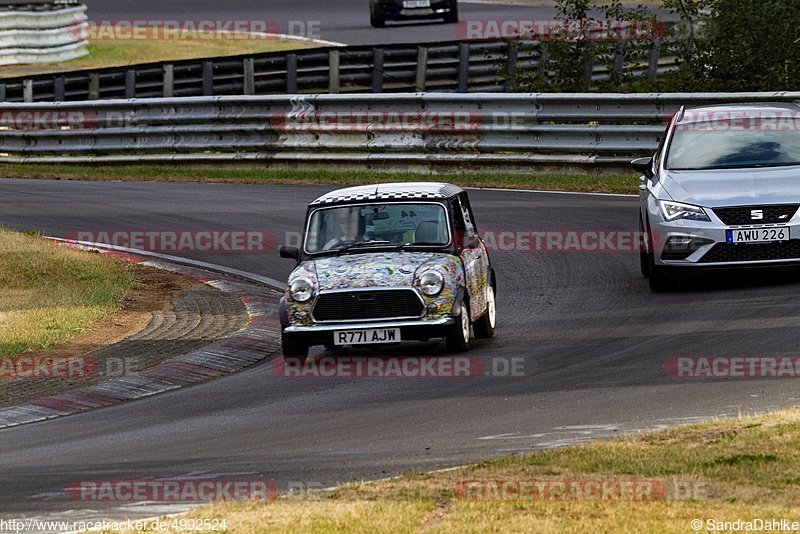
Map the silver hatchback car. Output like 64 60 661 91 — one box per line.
635 103 800 292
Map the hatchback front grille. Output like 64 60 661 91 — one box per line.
699 240 800 263
313 289 424 322
712 205 799 225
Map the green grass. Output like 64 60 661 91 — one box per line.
0 36 314 79
0 164 639 195
0 229 133 357
140 408 800 533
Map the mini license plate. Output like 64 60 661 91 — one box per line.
334 328 401 346
726 227 790 244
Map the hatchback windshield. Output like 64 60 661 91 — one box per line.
305 202 450 253
667 120 800 170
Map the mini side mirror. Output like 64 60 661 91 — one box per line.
631 157 654 179
279 245 299 260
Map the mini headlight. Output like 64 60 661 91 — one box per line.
289 278 314 302
418 271 444 296
659 200 710 222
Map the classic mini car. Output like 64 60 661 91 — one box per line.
278 182 496 357
369 0 458 28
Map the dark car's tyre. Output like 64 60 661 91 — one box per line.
370 2 386 27
473 284 496 339
282 333 309 360
446 300 471 352
444 0 458 23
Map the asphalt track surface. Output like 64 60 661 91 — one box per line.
82 0 561 45
1 178 799 520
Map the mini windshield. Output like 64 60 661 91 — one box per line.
305 202 450 253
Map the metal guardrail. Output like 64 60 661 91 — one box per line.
0 2 88 67
4 92 798 170
0 38 677 102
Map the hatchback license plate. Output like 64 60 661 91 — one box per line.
334 328 401 346
726 227 790 244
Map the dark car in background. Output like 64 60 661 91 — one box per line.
370 0 458 28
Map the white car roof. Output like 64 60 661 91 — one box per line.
310 182 465 206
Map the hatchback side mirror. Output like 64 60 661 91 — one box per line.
631 157 654 179
279 245 299 260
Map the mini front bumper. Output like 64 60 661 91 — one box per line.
283 317 455 345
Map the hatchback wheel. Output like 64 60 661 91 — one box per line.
640 216 650 278
648 253 679 292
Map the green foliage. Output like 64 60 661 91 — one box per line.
661 0 800 91
507 0 663 92
507 0 800 92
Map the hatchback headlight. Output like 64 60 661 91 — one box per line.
289 278 314 302
659 200 710 222
418 271 444 296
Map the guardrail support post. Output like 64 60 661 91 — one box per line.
23 79 33 103
163 65 174 97
415 46 428 91
88 73 100 100
329 50 340 94
582 42 595 90
458 43 470 92
613 44 625 82
243 58 255 95
506 43 517 92
125 69 136 98
54 77 65 101
537 45 549 80
371 48 384 93
286 54 298 93
202 61 214 96
647 44 661 80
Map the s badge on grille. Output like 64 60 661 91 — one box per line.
751 209 764 220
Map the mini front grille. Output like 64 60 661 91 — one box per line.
313 289 424 321
699 240 800 263
712 205 799 225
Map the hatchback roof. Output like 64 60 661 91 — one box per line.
678 102 800 125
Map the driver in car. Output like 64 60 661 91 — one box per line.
322 208 362 250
